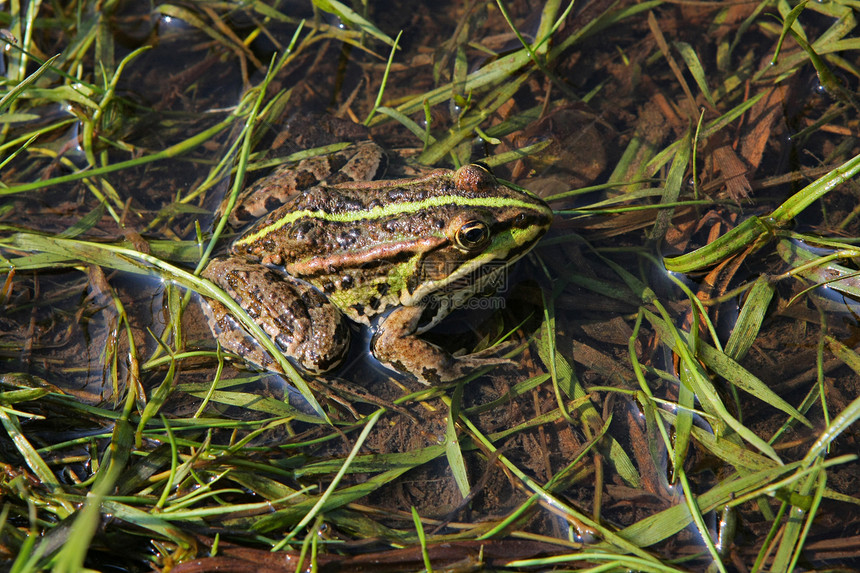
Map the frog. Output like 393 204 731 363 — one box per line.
201 144 553 384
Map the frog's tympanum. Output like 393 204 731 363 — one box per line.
202 145 553 384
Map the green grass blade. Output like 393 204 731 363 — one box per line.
312 0 395 46
724 277 774 361
3 233 330 421
0 54 59 113
674 41 716 107
445 384 471 498
663 215 774 273
644 309 783 463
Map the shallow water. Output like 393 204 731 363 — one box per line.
2 1 859 571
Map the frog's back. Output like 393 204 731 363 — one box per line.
229 165 551 322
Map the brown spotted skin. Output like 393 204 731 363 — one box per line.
203 156 552 383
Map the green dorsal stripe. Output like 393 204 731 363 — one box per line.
234 195 549 247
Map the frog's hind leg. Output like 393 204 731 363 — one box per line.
201 258 349 375
223 142 386 226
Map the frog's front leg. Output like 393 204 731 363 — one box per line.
202 258 350 375
372 305 513 384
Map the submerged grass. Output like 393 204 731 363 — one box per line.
1 0 859 571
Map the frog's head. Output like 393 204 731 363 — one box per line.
401 164 553 312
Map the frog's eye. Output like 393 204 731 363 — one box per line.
455 220 490 250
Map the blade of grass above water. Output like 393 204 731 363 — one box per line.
665 152 860 273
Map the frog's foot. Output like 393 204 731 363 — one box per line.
201 258 350 375
372 306 514 384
